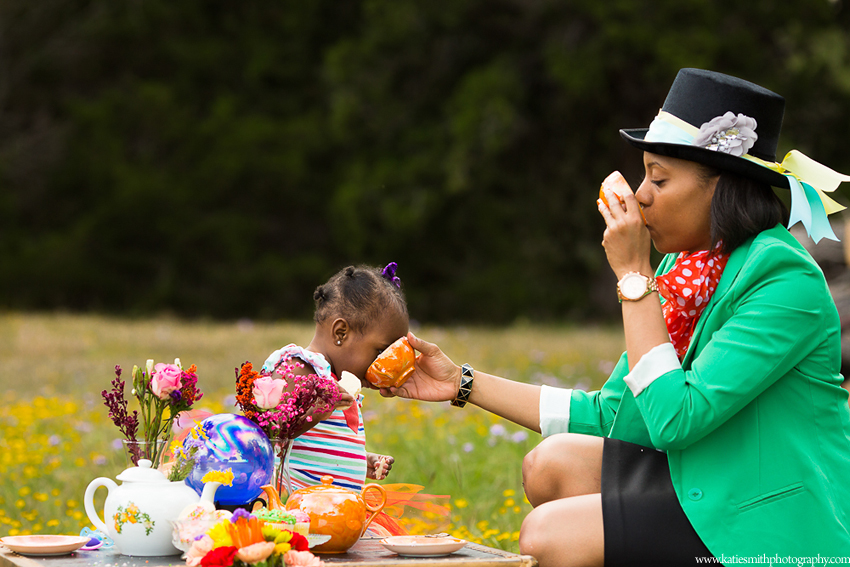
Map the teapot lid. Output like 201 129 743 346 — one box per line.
293 475 353 495
116 459 169 483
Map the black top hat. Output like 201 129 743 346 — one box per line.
620 68 789 189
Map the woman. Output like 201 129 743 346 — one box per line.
382 69 850 566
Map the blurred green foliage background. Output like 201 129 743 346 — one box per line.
2 0 850 323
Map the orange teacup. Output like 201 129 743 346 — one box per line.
365 336 415 389
599 170 646 224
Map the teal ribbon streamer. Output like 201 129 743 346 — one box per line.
787 176 839 243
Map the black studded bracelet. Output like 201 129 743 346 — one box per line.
450 363 474 408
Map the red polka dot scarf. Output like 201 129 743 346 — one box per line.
656 245 730 360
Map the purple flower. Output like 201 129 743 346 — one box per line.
101 366 140 445
511 431 529 443
463 442 475 453
231 509 253 523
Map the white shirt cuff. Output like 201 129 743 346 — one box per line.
539 385 573 438
624 342 680 397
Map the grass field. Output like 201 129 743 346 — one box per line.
0 312 624 552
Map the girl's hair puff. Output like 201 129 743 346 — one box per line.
313 264 408 333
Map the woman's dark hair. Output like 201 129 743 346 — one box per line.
312 265 408 333
699 165 789 254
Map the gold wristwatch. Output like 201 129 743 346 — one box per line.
617 272 658 302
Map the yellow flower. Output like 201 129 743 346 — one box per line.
274 542 292 554
453 499 468 509
262 525 281 542
502 489 515 497
207 520 234 547
201 469 234 486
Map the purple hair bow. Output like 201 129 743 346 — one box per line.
381 262 402 288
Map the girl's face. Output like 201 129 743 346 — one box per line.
635 152 717 254
335 310 409 383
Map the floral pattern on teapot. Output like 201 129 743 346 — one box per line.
113 502 155 535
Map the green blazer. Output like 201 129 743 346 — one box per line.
567 225 850 557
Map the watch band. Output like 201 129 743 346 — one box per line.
450 364 474 408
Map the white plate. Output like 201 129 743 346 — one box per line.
307 534 332 548
380 536 467 557
0 535 90 556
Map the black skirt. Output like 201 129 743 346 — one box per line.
601 437 715 566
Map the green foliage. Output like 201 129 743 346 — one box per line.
1 0 849 322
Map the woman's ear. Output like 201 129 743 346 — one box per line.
331 318 350 346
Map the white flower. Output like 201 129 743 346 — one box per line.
692 111 758 156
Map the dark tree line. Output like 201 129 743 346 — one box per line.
2 0 849 323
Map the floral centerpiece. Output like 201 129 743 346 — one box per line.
183 509 323 567
235 360 339 496
102 358 203 473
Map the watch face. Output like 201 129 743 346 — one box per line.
621 274 648 299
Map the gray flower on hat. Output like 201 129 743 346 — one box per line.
692 111 758 156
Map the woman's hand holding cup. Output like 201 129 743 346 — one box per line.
379 332 461 402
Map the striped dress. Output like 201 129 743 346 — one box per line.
262 344 367 492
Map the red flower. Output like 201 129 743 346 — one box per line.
290 532 310 552
200 546 238 567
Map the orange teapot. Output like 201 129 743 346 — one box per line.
285 476 386 553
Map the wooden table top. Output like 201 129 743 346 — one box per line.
0 537 537 567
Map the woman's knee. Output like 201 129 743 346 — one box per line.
518 506 551 556
522 434 603 505
519 495 605 567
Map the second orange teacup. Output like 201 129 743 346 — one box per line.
365 336 415 389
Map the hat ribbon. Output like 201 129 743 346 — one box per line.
646 110 849 243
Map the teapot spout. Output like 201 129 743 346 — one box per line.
259 485 284 510
200 481 221 506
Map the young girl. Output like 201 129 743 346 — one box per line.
261 262 408 492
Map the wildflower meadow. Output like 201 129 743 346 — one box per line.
0 312 624 552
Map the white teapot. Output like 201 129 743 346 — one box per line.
84 459 216 556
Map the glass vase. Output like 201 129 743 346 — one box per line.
270 437 294 501
123 439 167 469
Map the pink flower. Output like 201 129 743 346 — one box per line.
185 535 214 567
252 376 286 409
151 363 183 399
235 541 275 564
283 550 324 567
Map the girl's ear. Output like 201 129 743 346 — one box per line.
331 318 350 346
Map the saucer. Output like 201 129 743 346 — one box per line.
380 535 467 557
0 535 90 556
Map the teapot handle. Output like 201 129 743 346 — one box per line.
361 483 387 533
84 477 117 535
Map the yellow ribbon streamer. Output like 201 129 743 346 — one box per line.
743 151 847 215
